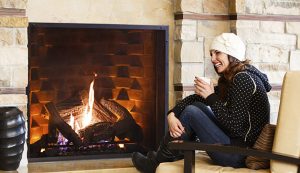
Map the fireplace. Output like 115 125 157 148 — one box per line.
27 23 168 161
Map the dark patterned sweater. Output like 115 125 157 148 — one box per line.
169 65 272 146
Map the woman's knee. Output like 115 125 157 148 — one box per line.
182 105 199 113
192 102 207 110
180 105 206 120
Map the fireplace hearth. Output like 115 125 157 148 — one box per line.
28 23 168 161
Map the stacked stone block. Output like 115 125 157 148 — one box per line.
234 0 300 124
0 0 28 116
174 0 230 103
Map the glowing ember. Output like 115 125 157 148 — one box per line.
118 144 125 149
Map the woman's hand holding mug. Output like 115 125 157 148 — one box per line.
194 76 214 98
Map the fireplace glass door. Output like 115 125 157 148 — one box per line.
28 23 168 161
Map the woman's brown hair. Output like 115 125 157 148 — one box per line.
217 55 250 101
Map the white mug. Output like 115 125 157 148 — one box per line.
198 77 211 84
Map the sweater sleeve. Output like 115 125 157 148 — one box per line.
168 86 219 118
209 72 256 137
168 94 205 118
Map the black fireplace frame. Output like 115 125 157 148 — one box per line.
27 22 169 162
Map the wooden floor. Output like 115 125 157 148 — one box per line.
10 158 139 173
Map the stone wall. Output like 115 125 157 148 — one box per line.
0 0 28 112
174 0 300 124
234 0 300 15
0 0 28 169
233 0 300 124
174 0 230 101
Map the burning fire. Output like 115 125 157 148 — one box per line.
67 76 96 133
82 79 95 128
59 77 96 144
56 73 140 147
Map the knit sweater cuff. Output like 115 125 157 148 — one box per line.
206 93 218 106
168 107 181 118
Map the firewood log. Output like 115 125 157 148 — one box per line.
100 98 143 142
45 102 83 146
78 122 114 143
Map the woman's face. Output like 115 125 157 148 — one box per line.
210 50 229 73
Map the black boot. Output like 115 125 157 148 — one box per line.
154 132 184 163
132 152 158 173
132 133 184 173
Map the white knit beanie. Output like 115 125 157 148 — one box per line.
210 33 246 61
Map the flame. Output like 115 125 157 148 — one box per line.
75 121 80 133
69 113 81 134
69 113 74 129
83 80 95 128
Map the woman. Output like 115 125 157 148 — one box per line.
132 33 272 173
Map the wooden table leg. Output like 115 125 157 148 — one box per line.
184 150 195 173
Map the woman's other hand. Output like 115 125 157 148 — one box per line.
167 112 185 138
194 77 214 98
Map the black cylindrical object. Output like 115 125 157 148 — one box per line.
0 107 26 171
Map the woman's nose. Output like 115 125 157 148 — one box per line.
211 53 216 61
